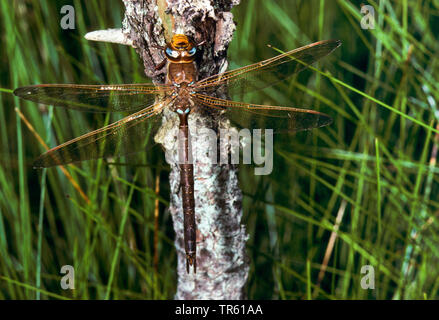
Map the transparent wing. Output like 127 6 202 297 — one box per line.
33 100 170 168
193 93 332 133
195 40 341 97
14 83 172 112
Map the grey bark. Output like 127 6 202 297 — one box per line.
120 0 249 299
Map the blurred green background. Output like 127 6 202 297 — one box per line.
1 0 439 299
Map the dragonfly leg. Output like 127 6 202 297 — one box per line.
155 57 167 70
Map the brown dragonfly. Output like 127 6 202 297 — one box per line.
14 34 341 273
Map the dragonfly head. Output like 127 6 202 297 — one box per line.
165 34 197 63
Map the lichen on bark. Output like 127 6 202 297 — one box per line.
120 0 249 299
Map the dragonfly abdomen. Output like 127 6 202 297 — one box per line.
178 111 197 273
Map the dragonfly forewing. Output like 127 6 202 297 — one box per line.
14 83 172 112
195 40 341 100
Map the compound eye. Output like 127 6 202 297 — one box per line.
188 47 197 55
165 47 179 58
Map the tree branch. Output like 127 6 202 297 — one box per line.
84 28 133 46
87 0 248 299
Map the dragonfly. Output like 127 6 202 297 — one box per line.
14 34 341 273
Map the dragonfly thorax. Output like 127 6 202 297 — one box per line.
166 60 198 85
172 83 195 115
